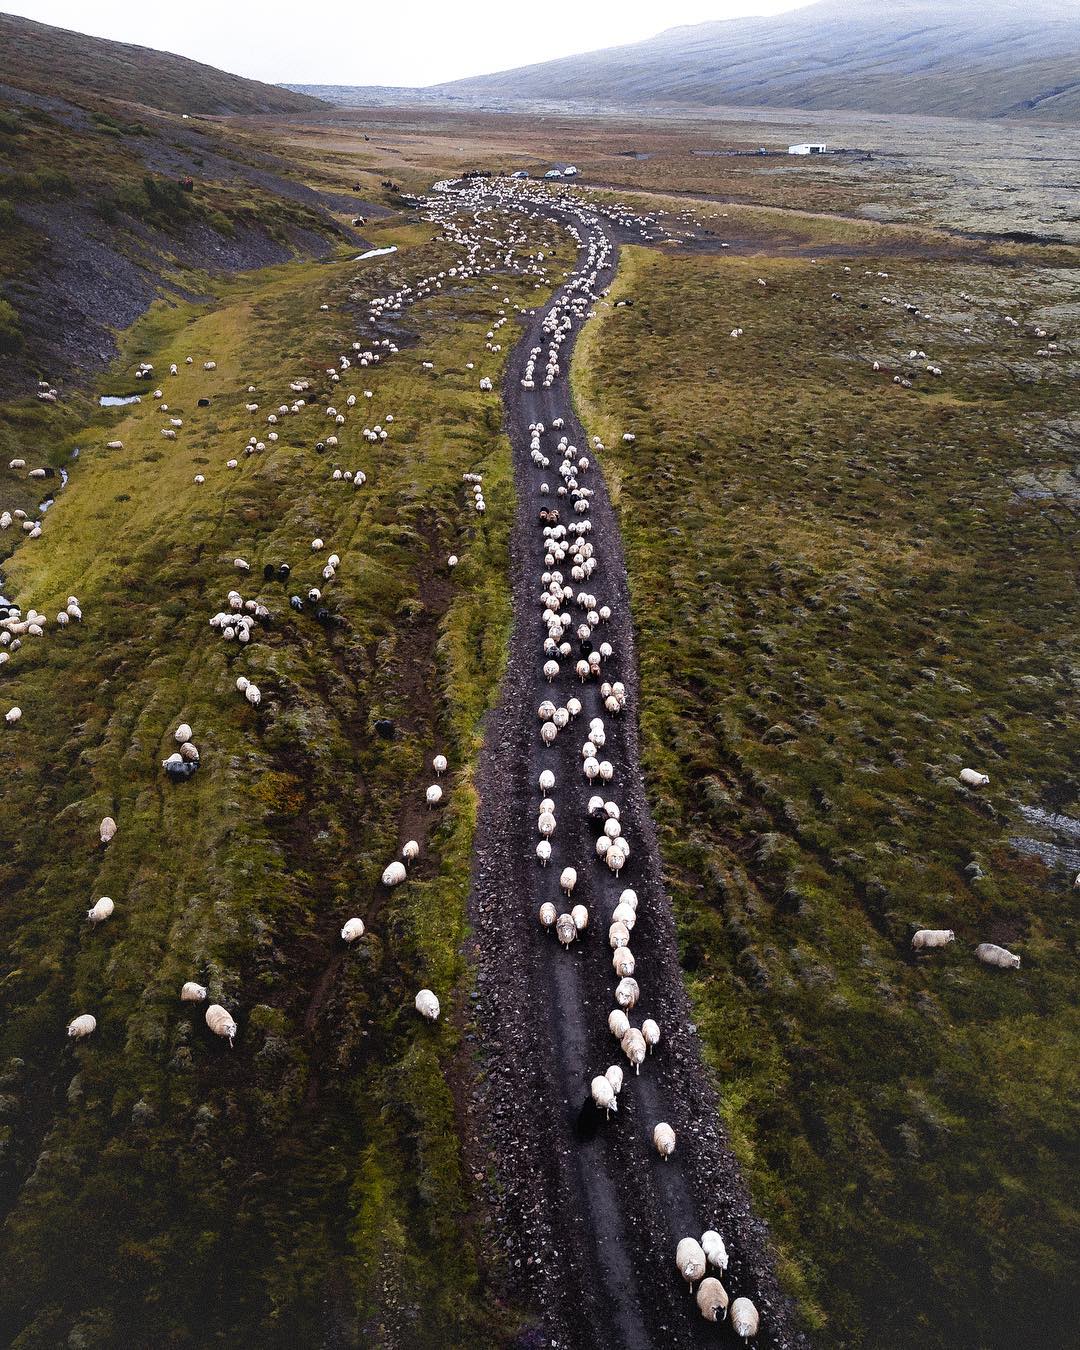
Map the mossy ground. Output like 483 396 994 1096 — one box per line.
573 235 1079 1349
0 207 565 1346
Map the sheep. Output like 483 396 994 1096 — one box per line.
675 1236 707 1286
245 685 261 706
341 917 366 942
621 1026 646 1074
959 768 990 788
615 977 639 1010
912 929 955 950
701 1229 729 1273
642 1018 660 1053
99 816 117 845
608 1008 630 1040
205 1004 237 1046
402 839 420 863
613 947 635 977
539 901 557 931
87 896 114 925
591 1074 617 1117
538 769 555 793
571 904 588 932
180 982 208 1002
426 784 444 807
730 1297 760 1340
556 912 577 948
175 723 193 743
608 920 630 950
5 707 22 726
433 753 448 775
382 861 407 887
67 1014 97 1039
560 866 577 896
653 1121 676 1161
605 1064 624 1096
975 942 1021 970
415 989 441 1020
696 1277 729 1323
538 810 556 838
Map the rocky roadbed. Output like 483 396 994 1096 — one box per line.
462 185 808 1350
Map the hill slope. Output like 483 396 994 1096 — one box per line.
0 12 326 116
435 0 1080 123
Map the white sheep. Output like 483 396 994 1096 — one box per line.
433 754 448 775
180 982 208 1002
653 1121 676 1161
415 989 441 1020
99 816 117 845
5 707 22 725
591 1074 617 1117
382 861 407 887
175 723 193 743
205 1004 237 1046
402 839 420 863
675 1236 707 1285
975 942 1020 970
341 917 366 942
615 977 639 1010
556 912 577 947
696 1277 729 1323
67 1014 97 1039
608 1008 630 1039
426 784 443 807
87 897 114 925
621 1026 646 1074
642 1018 660 1053
701 1230 729 1272
560 866 577 896
536 840 552 865
539 901 557 931
613 947 635 977
959 768 990 788
912 929 955 950
605 1064 623 1096
731 1297 760 1340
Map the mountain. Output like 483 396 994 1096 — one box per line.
0 12 326 116
433 0 1080 123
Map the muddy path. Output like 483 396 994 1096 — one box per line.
459 184 808 1349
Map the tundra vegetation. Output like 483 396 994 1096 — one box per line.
0 203 570 1344
1 48 1078 1347
573 224 1080 1348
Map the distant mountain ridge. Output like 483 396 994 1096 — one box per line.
0 12 326 115
426 0 1080 123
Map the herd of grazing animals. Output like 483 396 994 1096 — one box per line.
0 166 1044 1339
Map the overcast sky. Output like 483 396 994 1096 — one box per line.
5 1 815 86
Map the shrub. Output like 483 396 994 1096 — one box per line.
0 298 24 355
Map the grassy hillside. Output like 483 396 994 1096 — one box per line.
0 206 566 1346
439 0 1080 123
0 13 325 116
0 71 374 396
573 219 1080 1347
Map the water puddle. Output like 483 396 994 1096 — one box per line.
100 394 142 407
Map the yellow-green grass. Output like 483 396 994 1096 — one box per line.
573 243 1079 1348
0 209 567 1346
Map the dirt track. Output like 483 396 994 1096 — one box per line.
460 184 809 1349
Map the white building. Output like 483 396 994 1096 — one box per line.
788 143 828 155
